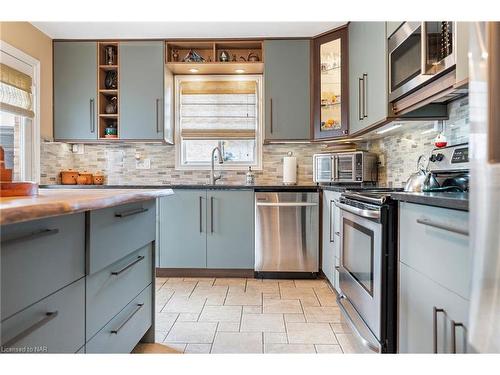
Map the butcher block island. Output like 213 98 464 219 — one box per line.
0 188 173 353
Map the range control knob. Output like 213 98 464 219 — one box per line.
429 154 437 162
436 153 445 162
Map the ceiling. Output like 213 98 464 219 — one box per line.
31 22 346 39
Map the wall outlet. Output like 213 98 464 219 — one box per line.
71 144 84 154
136 158 151 169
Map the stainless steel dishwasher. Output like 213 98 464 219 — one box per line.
255 191 319 277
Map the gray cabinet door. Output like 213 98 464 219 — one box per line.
157 190 207 268
120 41 164 140
348 22 388 134
207 190 254 269
54 42 97 140
264 40 311 141
399 263 469 353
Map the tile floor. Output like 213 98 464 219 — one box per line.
152 277 357 354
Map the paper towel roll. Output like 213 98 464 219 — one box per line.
283 155 297 185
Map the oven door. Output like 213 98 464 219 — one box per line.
337 203 382 350
335 154 356 182
313 155 334 183
389 22 432 102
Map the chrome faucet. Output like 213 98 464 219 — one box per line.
210 146 224 185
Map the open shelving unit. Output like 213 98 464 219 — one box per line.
97 42 120 139
165 40 264 75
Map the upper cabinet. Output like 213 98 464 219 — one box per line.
54 42 98 141
348 22 388 134
54 41 169 142
312 27 349 140
264 40 311 142
120 41 165 140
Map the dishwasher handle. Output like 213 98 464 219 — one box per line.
256 202 318 207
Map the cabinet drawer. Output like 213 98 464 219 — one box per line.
86 244 152 340
399 202 470 299
88 200 156 274
1 213 85 319
399 263 469 353
1 278 85 353
86 284 152 353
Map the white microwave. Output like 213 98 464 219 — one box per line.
313 152 378 183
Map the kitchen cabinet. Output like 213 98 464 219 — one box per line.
321 190 341 287
54 41 97 141
398 202 470 353
157 189 207 268
120 41 165 140
264 40 311 141
348 22 388 134
157 189 254 269
312 27 349 139
399 263 469 353
207 190 254 269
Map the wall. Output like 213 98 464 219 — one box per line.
40 98 469 187
0 22 53 139
366 97 469 188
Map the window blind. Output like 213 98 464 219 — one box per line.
0 63 34 118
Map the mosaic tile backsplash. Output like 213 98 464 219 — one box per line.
40 98 469 187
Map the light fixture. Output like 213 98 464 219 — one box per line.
189 68 199 73
376 124 402 135
235 69 245 73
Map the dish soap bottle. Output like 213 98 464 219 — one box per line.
246 166 255 185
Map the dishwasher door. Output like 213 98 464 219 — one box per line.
255 192 319 273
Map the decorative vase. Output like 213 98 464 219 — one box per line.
104 71 117 89
105 45 116 65
105 97 118 114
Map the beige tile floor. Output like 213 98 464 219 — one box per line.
150 277 357 354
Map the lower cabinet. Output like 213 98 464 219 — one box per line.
398 202 470 353
158 189 254 269
321 190 341 289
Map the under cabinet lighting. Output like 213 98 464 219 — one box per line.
189 68 199 73
421 128 437 135
376 124 402 135
235 69 245 73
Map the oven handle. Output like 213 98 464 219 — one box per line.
334 201 380 219
256 202 318 207
337 295 381 353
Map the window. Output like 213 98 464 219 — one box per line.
175 75 262 170
0 42 40 182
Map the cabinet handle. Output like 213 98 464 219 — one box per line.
90 98 95 133
450 320 467 354
156 98 161 133
111 304 144 334
363 73 368 118
1 228 59 246
269 98 273 134
335 231 340 236
115 207 148 218
111 255 145 276
199 196 203 233
433 306 445 353
3 311 59 348
416 218 469 236
358 78 363 120
329 200 335 243
210 196 214 233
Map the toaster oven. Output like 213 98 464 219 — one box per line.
313 152 378 184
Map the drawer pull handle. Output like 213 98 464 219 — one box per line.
115 207 148 218
451 320 467 353
3 311 59 348
335 231 340 237
416 218 469 236
432 306 445 353
111 304 144 334
1 228 59 246
111 255 145 276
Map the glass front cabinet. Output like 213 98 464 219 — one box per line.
312 27 349 139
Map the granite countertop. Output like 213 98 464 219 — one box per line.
0 188 173 225
390 191 469 211
40 184 320 191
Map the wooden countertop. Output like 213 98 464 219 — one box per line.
0 188 173 225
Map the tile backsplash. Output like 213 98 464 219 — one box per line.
40 98 469 187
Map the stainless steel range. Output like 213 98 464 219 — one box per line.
335 189 398 353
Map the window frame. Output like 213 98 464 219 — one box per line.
174 74 263 171
0 41 40 183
